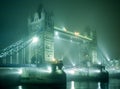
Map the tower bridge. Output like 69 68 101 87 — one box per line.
0 7 117 85
0 7 110 68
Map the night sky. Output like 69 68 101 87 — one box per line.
0 0 120 60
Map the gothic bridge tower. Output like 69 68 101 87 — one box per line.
28 8 54 64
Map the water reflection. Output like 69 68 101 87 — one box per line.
98 82 101 89
4 79 120 89
98 82 109 89
8 85 66 89
18 86 22 89
68 81 109 89
71 81 75 89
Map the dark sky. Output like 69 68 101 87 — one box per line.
0 0 120 60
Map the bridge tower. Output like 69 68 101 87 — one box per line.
82 27 98 64
28 7 54 64
90 30 98 64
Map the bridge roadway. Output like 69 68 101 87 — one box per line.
54 26 92 41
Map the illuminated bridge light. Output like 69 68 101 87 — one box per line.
32 36 39 43
18 68 23 74
63 27 67 32
47 66 52 73
65 70 75 75
52 57 57 62
55 31 59 36
74 32 79 36
54 26 93 41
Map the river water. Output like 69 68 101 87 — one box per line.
5 78 120 89
67 78 120 89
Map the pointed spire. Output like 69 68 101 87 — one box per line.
34 12 39 21
37 4 43 18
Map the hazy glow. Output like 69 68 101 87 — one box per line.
55 31 58 36
106 55 110 61
18 68 23 74
54 31 59 39
47 66 52 73
38 68 52 73
98 61 101 65
52 58 56 61
72 63 76 66
32 36 39 43
69 70 75 74
101 48 110 61
93 69 100 73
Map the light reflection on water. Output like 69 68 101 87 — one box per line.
4 79 120 89
97 82 101 89
18 86 22 89
67 81 109 89
67 79 120 89
67 81 99 89
71 81 75 89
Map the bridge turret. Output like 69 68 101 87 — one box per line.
28 6 54 65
